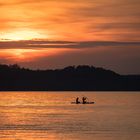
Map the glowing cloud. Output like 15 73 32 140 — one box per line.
0 48 73 62
1 29 47 41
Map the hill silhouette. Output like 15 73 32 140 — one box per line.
0 64 140 91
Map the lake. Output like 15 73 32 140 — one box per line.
0 92 140 140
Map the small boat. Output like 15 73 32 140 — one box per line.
71 101 95 104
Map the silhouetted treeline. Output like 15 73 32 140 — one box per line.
0 64 140 91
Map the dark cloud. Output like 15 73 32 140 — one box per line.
89 23 140 32
14 45 140 74
0 40 140 50
69 0 140 18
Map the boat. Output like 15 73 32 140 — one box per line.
71 101 95 104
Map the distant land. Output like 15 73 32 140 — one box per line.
0 64 140 91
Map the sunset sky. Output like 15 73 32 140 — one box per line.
0 0 140 74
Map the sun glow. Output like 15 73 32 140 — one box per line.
1 30 47 41
0 49 40 61
0 48 72 62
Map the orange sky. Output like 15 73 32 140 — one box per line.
0 0 140 74
0 0 140 41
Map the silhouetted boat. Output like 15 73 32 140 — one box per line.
71 102 95 104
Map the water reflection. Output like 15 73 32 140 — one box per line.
0 92 140 140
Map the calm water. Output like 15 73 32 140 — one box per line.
0 92 140 140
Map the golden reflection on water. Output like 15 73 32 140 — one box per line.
0 92 140 140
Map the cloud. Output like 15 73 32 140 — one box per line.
89 23 140 32
69 0 140 18
0 0 140 41
0 40 140 49
13 43 140 74
0 0 140 74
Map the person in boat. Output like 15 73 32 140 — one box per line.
82 96 87 104
76 97 80 104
